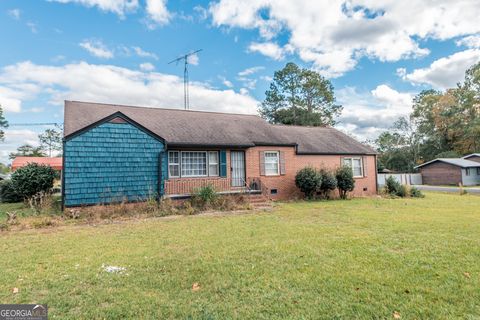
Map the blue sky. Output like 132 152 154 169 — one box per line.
1 0 480 163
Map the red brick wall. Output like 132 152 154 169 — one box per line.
420 162 462 185
164 148 377 199
245 146 377 200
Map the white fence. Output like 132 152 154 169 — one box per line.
377 173 422 187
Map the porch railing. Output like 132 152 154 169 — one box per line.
165 178 231 195
164 177 264 196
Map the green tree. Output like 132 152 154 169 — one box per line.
260 62 342 126
39 127 62 157
9 144 46 160
0 104 8 141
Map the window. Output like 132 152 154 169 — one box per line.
264 151 279 176
466 168 471 176
208 151 219 176
181 152 207 177
477 168 480 175
168 151 220 178
343 157 363 177
168 151 180 178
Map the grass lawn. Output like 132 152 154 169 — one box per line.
1 192 479 319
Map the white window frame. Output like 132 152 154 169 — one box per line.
477 168 480 176
264 151 280 176
168 151 180 178
208 151 219 177
168 150 220 178
181 151 208 178
343 157 364 178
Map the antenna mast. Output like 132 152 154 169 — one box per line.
168 49 202 110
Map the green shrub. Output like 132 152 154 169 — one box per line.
318 169 337 199
0 180 22 203
397 185 407 198
336 166 355 199
409 187 424 198
384 176 402 196
192 185 218 209
11 163 57 200
295 167 322 199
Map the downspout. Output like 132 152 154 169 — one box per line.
61 139 66 211
158 151 164 202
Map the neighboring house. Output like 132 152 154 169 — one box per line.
415 158 480 186
463 153 480 163
62 101 378 207
12 157 63 176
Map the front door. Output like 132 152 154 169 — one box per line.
230 151 245 187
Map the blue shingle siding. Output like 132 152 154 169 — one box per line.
64 122 165 207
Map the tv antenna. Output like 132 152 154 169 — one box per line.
168 49 202 110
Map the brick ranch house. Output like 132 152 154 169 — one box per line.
62 101 378 207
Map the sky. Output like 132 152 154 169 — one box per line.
1 0 480 164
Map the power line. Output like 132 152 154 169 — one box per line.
8 123 62 126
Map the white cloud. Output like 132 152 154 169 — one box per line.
336 85 413 140
26 22 38 33
400 49 480 89
79 39 114 59
456 34 480 48
0 60 259 115
248 42 284 60
48 0 139 17
238 66 264 77
145 0 170 28
210 0 480 77
132 46 158 60
218 76 233 88
187 53 199 66
8 9 21 20
0 129 42 164
139 62 155 71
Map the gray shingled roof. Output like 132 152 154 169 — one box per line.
463 153 480 159
415 158 480 169
64 101 376 155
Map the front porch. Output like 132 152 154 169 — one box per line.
163 177 266 199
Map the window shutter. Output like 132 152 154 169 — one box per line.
280 151 286 175
219 150 227 177
165 153 169 179
259 151 265 176
363 156 368 177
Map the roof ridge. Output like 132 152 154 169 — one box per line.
271 123 331 129
66 100 261 118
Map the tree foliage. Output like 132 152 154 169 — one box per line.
260 62 342 126
39 127 63 157
375 62 480 171
0 104 8 141
9 144 46 160
11 163 57 200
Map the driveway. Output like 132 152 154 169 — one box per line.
413 185 480 195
